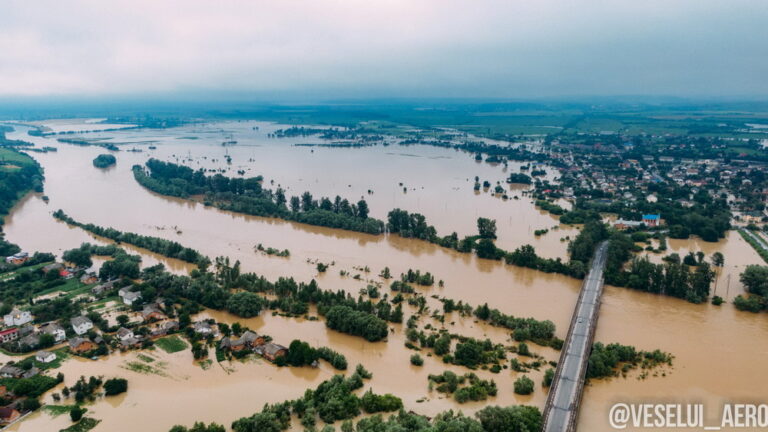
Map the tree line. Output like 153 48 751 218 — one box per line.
54 210 209 268
132 258 392 343
132 158 613 281
133 159 384 234
177 363 541 432
587 342 673 380
604 231 716 303
0 147 44 256
733 265 768 312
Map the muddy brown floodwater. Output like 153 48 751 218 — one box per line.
3 120 768 431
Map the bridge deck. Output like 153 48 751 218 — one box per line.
541 241 609 432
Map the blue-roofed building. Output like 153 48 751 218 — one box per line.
642 214 662 227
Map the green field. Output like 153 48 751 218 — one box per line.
59 417 100 432
0 261 54 281
35 277 88 298
0 147 35 166
234 103 768 142
154 335 188 353
43 404 78 417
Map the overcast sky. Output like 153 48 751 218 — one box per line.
1 0 767 100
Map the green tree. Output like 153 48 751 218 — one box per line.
543 368 555 387
38 333 55 349
356 200 369 219
70 405 86 422
104 378 128 396
285 340 318 367
712 252 725 267
476 238 500 260
740 265 768 297
92 154 117 168
433 334 451 356
475 405 542 432
477 217 497 239
116 314 130 326
226 292 266 318
289 196 301 213
169 423 226 432
513 375 534 395
62 246 93 268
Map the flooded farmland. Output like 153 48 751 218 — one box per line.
3 120 768 431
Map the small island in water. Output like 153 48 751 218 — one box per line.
92 153 116 168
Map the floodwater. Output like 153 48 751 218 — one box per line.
3 120 768 431
639 232 765 302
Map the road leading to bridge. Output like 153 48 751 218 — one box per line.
542 241 609 432
741 228 768 252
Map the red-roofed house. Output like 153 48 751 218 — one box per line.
0 328 19 344
0 407 20 425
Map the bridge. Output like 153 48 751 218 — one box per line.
541 241 609 432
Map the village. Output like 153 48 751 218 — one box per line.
541 137 768 226
0 255 291 428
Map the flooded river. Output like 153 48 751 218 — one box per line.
3 120 767 431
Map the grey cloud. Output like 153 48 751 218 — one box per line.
0 0 766 99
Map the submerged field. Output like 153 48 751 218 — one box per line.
2 119 767 432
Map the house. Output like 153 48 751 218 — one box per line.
39 322 67 342
4 309 32 327
4 252 29 265
18 333 40 349
0 364 24 378
0 364 34 379
41 263 63 274
742 212 763 224
92 279 117 295
22 367 40 378
59 269 73 279
36 350 57 363
70 316 94 336
116 327 134 341
80 273 98 284
119 336 142 349
642 214 662 227
0 328 18 344
17 324 34 337
68 337 96 354
0 407 20 425
219 338 231 350
240 331 263 346
220 331 264 352
260 343 287 362
141 304 166 322
193 321 214 335
613 219 643 230
150 320 178 338
162 320 179 333
121 291 142 306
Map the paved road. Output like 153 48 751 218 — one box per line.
542 241 609 432
741 228 768 252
